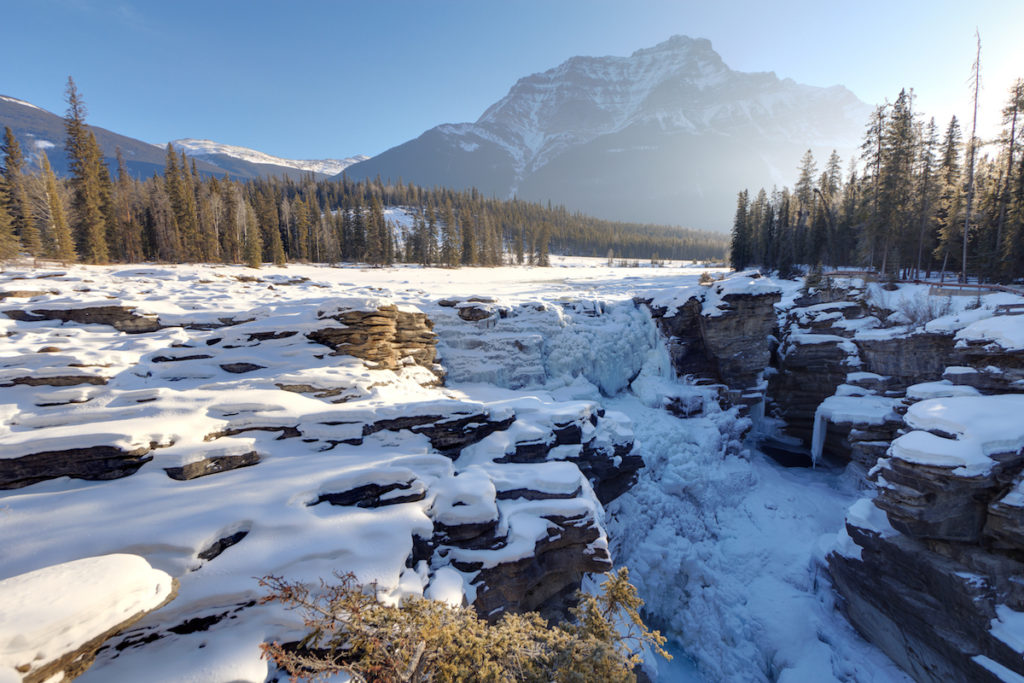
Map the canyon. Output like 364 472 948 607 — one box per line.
1 262 1023 682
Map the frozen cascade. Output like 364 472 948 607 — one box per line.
433 296 910 681
810 404 828 466
433 298 664 395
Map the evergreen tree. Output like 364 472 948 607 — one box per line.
441 200 460 267
2 126 41 256
933 116 964 276
860 104 888 268
877 88 918 275
64 78 110 264
293 196 312 261
114 148 143 262
243 197 262 268
996 79 1023 278
729 189 751 270
536 222 551 266
0 178 18 259
461 206 476 265
40 154 76 263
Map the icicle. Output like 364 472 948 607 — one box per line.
810 404 829 467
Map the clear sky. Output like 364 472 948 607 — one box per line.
5 0 1022 161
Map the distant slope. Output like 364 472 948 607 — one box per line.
0 94 223 179
172 138 369 177
341 35 870 230
0 95 367 182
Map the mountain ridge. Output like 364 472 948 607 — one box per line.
339 35 870 230
0 95 368 182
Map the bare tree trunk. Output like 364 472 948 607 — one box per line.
961 32 981 284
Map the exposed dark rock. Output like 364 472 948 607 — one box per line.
152 354 213 363
457 305 493 322
858 333 957 390
830 518 1024 683
872 458 1016 543
577 442 644 504
163 452 261 481
219 362 265 374
197 530 250 561
665 394 704 418
471 512 611 623
769 336 854 444
643 289 780 409
363 413 515 456
312 480 426 508
0 444 157 489
496 486 582 501
1 374 108 387
4 305 162 333
436 518 501 547
204 425 301 441
245 330 297 342
0 289 57 299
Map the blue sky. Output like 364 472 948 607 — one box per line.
5 0 1023 160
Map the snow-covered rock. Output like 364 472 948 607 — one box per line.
0 554 175 683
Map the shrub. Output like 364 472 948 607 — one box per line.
896 292 953 329
259 567 669 682
699 271 714 286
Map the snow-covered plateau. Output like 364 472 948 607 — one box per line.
2 259 1024 682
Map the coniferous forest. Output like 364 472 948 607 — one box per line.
730 74 1024 283
0 79 726 269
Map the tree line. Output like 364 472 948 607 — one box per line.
730 73 1024 283
0 78 726 268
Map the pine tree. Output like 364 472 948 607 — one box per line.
0 178 18 259
877 88 918 276
441 200 460 267
293 196 312 261
996 79 1023 278
40 154 76 263
2 126 41 256
243 197 262 268
933 116 964 277
461 207 476 265
64 78 110 264
114 148 143 262
729 189 750 270
424 204 437 265
536 222 551 266
793 149 817 262
913 118 940 278
860 104 888 268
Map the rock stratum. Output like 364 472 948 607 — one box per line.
765 276 1024 682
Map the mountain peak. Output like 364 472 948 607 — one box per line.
631 34 714 58
343 35 869 229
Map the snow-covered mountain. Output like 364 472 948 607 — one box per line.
0 95 367 182
172 138 369 177
342 35 870 229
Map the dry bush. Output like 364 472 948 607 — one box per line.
259 568 668 682
896 292 953 329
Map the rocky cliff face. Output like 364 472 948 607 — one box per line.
642 279 781 411
765 279 1024 682
829 396 1024 683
